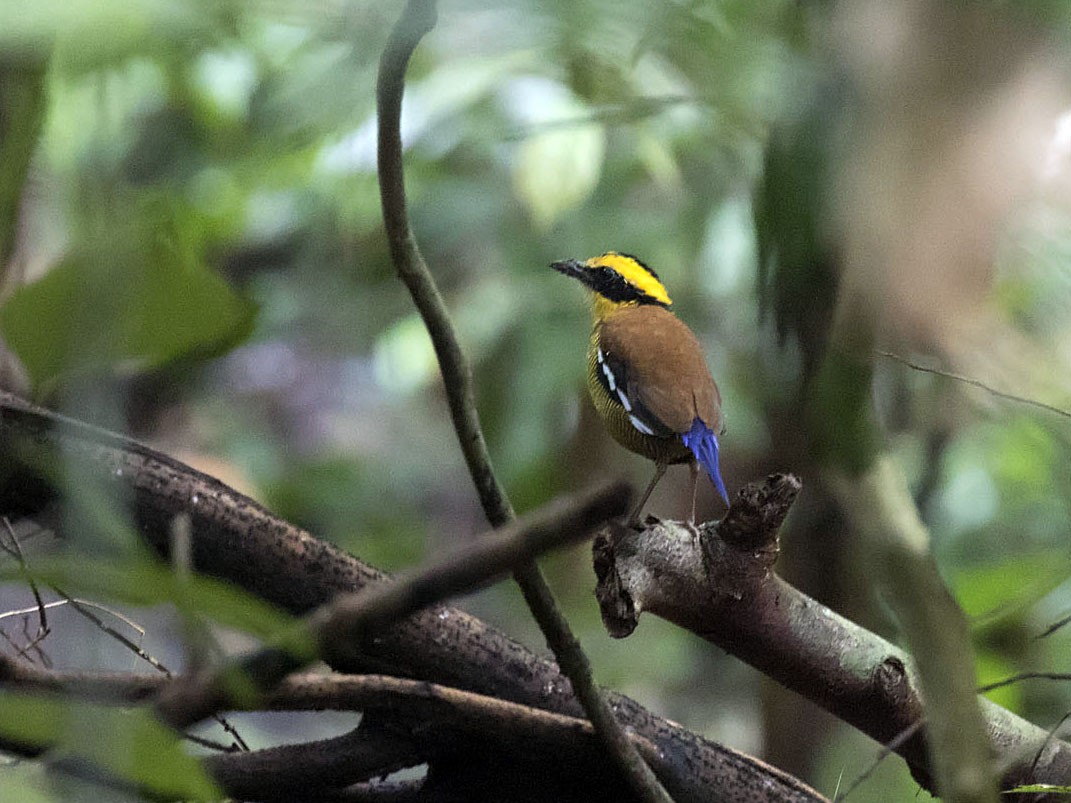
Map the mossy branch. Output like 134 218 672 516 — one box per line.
594 473 1071 797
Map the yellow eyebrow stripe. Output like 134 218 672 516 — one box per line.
587 252 672 306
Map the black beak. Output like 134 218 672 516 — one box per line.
550 259 585 279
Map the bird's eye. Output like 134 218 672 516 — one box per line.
603 268 626 289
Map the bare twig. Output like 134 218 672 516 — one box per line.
47 586 250 750
0 597 141 636
0 517 47 637
154 482 630 730
183 731 239 753
2 520 244 754
8 623 48 663
374 3 672 802
877 350 1071 420
1037 613 1071 639
978 673 1071 694
833 720 925 802
52 586 166 673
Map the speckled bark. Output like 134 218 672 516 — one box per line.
0 393 823 803
593 473 1071 797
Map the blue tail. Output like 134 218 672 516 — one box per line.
681 418 730 505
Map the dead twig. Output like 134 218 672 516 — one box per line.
877 350 1071 420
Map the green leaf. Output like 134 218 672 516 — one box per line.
373 313 438 395
0 763 60 802
0 64 48 267
514 122 605 229
951 551 1071 628
0 0 214 70
510 81 605 229
0 695 219 799
0 197 256 392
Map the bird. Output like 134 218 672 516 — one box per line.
551 251 729 525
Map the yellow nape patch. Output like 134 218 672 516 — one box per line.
588 252 672 306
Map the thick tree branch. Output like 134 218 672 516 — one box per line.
374 2 671 801
153 481 631 729
203 727 420 801
0 394 819 801
593 474 1071 796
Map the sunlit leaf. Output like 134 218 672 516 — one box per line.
507 78 606 229
0 695 219 799
973 650 1021 712
952 551 1071 627
635 129 682 189
373 313 438 395
0 763 58 803
514 122 605 229
0 197 256 392
0 0 215 69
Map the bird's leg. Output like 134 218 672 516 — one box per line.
688 459 700 525
628 462 668 527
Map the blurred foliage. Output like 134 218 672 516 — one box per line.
754 77 841 382
0 0 1070 800
0 193 256 392
0 695 219 799
0 64 47 267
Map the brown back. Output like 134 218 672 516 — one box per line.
598 304 722 435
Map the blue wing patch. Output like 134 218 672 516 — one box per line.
681 417 729 505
